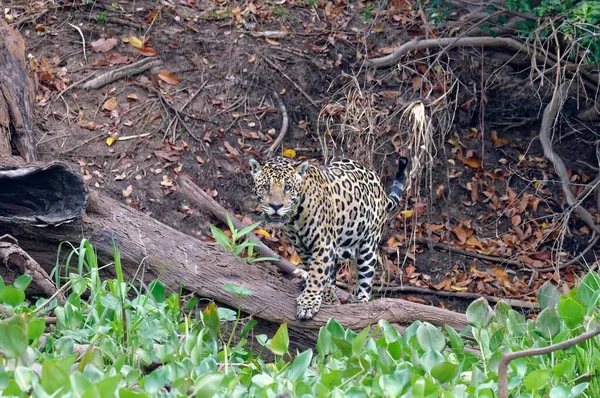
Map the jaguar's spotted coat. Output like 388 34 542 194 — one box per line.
249 156 408 319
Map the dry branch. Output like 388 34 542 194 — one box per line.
498 326 600 398
265 92 289 158
82 58 163 90
539 83 600 236
0 240 65 301
0 18 37 162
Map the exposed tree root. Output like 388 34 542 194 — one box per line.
539 83 600 237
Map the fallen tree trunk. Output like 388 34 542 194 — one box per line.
0 187 469 349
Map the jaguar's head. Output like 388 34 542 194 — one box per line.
248 157 310 226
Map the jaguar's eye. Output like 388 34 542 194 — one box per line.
283 183 291 193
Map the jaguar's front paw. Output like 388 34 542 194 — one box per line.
322 285 340 305
296 293 322 320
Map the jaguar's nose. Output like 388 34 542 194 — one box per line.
270 202 283 212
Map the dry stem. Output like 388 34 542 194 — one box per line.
265 91 289 158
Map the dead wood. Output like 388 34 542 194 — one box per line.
539 83 600 236
0 18 37 162
265 91 289 158
0 239 65 301
81 58 163 90
0 187 468 349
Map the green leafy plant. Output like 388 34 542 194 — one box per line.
95 10 109 24
210 213 277 263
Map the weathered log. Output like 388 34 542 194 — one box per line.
0 18 37 162
0 239 65 301
0 186 469 349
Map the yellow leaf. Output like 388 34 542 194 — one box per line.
289 251 301 265
450 285 468 292
106 135 118 146
282 148 296 158
122 185 133 197
129 36 144 49
399 209 413 218
255 228 270 238
158 70 181 85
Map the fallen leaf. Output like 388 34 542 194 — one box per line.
122 185 133 197
158 71 181 85
255 229 270 238
103 97 118 111
457 153 482 169
289 251 301 265
91 37 118 53
107 53 132 64
139 47 158 56
195 155 204 164
129 36 144 49
106 135 118 146
491 130 509 148
224 141 239 156
511 214 521 226
160 175 173 187
282 148 296 158
248 54 256 63
451 225 467 244
127 94 138 101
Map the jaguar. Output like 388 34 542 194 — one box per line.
248 155 409 320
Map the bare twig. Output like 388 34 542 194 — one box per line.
539 83 600 235
82 58 162 90
499 326 600 398
337 282 540 309
265 91 289 157
413 238 529 269
262 56 320 109
68 23 87 63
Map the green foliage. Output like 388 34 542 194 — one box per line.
95 10 109 24
2 241 600 396
210 213 278 263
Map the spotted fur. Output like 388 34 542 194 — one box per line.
249 156 409 320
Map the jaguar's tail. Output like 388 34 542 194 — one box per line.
387 157 409 212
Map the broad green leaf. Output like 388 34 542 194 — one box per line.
149 280 165 303
69 273 88 296
270 323 289 356
287 349 312 383
193 373 224 397
256 334 269 346
549 385 570 398
326 318 345 339
445 325 464 353
352 327 370 356
553 356 576 379
380 374 404 397
252 373 274 388
41 355 78 394
523 369 551 391
431 360 459 383
71 372 93 397
119 388 151 398
13 274 32 291
416 322 446 352
202 302 220 337
240 319 257 339
0 276 4 296
571 382 589 397
379 320 400 344
577 272 600 306
217 308 237 321
558 296 585 328
420 350 444 374
0 286 25 307
0 366 8 390
27 318 46 341
316 327 333 356
538 280 561 309
0 316 28 358
535 307 561 339
222 283 253 296
466 298 491 329
144 367 169 394
89 375 121 397
411 375 437 397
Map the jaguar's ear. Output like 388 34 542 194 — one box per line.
296 160 310 177
248 158 261 176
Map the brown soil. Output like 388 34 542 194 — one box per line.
8 0 599 313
